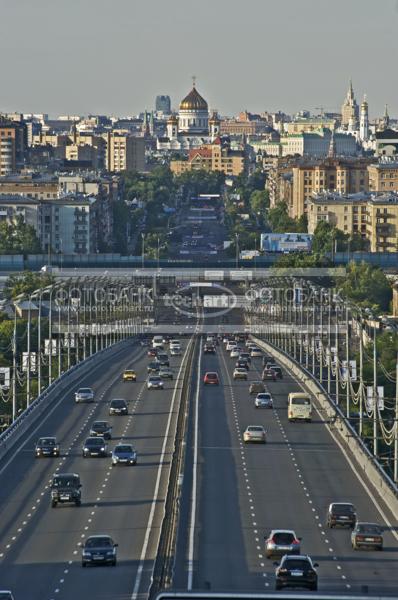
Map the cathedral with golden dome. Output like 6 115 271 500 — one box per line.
157 80 220 151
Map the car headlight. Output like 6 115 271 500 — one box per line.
106 551 114 556
101 447 105 451
84 447 89 452
83 551 91 557
51 490 57 496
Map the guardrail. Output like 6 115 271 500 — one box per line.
0 338 138 461
252 335 398 520
150 333 198 597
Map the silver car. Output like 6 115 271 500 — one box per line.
255 393 273 408
265 529 301 558
243 425 266 443
233 367 248 380
75 387 94 403
147 375 164 390
159 367 173 380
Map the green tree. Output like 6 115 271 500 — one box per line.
4 271 55 300
0 216 41 255
338 261 392 312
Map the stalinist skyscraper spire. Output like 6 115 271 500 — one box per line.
341 79 359 128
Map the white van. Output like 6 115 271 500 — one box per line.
152 335 164 349
288 392 312 422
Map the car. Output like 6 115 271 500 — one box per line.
255 393 273 408
51 472 81 507
235 359 249 370
147 360 161 373
170 346 182 356
326 502 357 528
157 353 170 366
265 529 301 558
147 348 158 357
203 372 219 385
233 367 248 380
262 355 274 367
35 436 60 457
250 348 263 358
159 367 173 380
90 421 112 440
122 369 136 382
147 375 164 390
243 425 266 443
112 444 137 466
169 339 181 348
226 341 237 351
230 348 241 358
262 368 277 381
0 592 14 600
82 535 118 567
109 399 128 415
270 365 283 379
239 352 251 364
351 522 383 550
274 555 318 591
249 380 265 395
82 437 108 457
75 387 94 403
203 343 216 354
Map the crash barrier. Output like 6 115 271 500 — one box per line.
253 336 398 521
0 338 139 461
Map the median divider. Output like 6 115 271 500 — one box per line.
252 336 398 521
0 338 139 462
150 333 198 597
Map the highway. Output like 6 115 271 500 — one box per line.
174 338 398 595
0 338 190 600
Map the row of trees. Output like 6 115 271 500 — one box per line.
0 217 41 255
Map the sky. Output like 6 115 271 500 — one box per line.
0 0 397 119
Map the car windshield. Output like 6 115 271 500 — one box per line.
115 445 133 453
284 559 309 570
333 504 355 513
87 438 103 446
273 532 295 544
248 426 263 432
53 477 77 487
93 422 107 429
150 377 161 382
257 394 271 400
292 397 310 405
39 438 55 445
111 400 125 407
356 523 381 534
124 370 134 374
0 594 13 599
78 388 92 394
85 537 112 548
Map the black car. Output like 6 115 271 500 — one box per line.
109 399 128 415
327 502 357 528
274 555 318 591
51 473 81 507
203 343 216 354
82 437 108 457
81 535 118 567
239 352 251 364
262 355 274 367
35 437 60 458
157 353 170 366
147 360 161 373
235 359 250 370
90 421 112 440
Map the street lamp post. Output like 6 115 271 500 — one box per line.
141 233 146 269
235 233 239 269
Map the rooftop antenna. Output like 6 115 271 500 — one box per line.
192 75 196 88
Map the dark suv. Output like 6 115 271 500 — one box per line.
327 502 357 528
51 473 81 507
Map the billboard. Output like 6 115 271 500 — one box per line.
260 233 313 253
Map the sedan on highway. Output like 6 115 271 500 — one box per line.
249 380 265 395
243 425 266 443
147 375 164 390
0 592 14 600
170 346 182 356
250 348 263 358
122 369 136 382
35 436 60 458
157 353 170 366
90 421 112 440
82 437 108 457
147 348 158 357
203 343 216 354
147 360 161 373
351 522 383 550
235 359 249 370
274 555 318 591
239 352 251 364
255 393 273 408
262 368 277 381
109 399 128 415
230 348 241 358
75 387 94 403
233 367 248 380
159 367 173 380
82 535 118 567
265 529 301 558
203 372 219 385
326 502 357 528
111 444 137 466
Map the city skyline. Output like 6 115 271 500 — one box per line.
0 0 397 118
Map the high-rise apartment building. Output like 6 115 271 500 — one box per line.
0 120 26 176
104 132 146 172
368 160 398 193
155 95 171 115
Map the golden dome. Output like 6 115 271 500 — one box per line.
179 86 208 111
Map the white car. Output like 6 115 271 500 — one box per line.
226 341 237 351
230 348 240 358
170 346 182 356
147 375 164 390
250 348 263 358
233 367 248 380
255 392 273 408
75 388 95 403
243 425 267 443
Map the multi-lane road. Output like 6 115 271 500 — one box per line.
0 339 189 600
1 333 398 599
174 338 398 596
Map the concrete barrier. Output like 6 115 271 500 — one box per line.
253 336 398 521
0 338 139 461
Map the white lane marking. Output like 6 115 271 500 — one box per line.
132 339 193 600
187 336 202 591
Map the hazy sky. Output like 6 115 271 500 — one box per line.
0 0 397 119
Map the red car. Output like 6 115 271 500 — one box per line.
147 348 158 357
203 372 220 385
